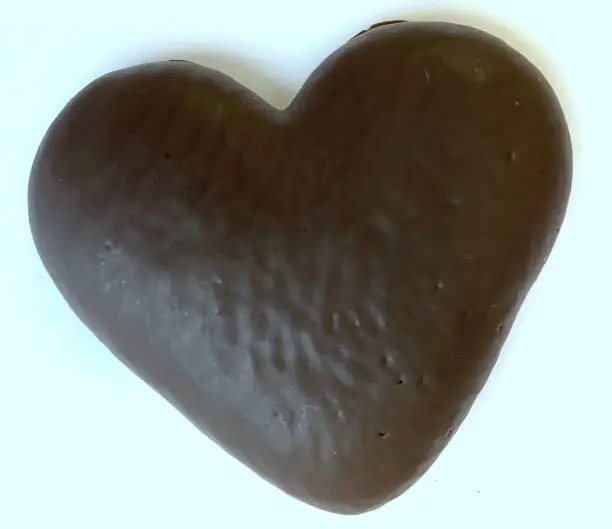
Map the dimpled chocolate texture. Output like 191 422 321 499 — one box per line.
28 21 571 514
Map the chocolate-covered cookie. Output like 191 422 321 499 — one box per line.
28 21 571 514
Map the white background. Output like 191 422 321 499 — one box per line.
0 1 610 527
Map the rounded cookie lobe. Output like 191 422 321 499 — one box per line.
28 21 571 514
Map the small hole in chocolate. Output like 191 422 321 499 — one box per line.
377 432 388 439
164 152 171 159
397 376 405 385
379 356 390 368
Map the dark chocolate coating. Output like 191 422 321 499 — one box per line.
28 21 571 514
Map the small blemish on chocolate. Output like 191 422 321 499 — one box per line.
446 196 462 207
418 374 430 387
380 355 393 369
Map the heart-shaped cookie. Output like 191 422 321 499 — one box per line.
28 21 571 514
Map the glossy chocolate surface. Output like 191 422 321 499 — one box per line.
28 21 571 514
